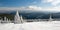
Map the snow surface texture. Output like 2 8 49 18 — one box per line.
0 21 60 30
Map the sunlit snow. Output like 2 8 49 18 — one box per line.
0 21 60 30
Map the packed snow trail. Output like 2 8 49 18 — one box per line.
0 21 60 30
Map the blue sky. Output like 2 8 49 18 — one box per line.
0 0 60 12
0 0 41 7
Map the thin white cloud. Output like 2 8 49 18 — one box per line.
28 6 42 10
0 6 42 11
43 0 60 6
0 6 60 12
43 7 60 11
43 0 53 3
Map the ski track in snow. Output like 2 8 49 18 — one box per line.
0 21 60 30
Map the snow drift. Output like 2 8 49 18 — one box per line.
0 21 60 30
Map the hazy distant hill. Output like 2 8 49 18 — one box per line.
0 11 60 20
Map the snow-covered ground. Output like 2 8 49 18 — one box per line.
0 21 60 30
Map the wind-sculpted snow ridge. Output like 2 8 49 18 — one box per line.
0 21 60 30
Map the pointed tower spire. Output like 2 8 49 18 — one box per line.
49 14 53 21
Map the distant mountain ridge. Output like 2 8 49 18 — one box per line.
0 10 60 19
